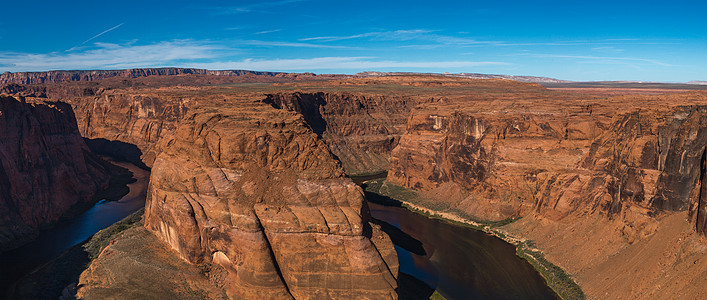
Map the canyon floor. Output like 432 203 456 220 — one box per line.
2 70 707 299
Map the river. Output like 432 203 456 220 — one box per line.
0 160 149 294
355 175 558 300
1 166 556 299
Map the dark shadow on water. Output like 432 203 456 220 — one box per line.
362 184 559 300
0 159 148 299
371 218 426 256
84 138 150 170
398 272 435 300
2 210 144 300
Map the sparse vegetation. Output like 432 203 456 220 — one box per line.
364 179 519 229
83 209 144 261
429 291 446 300
6 209 144 299
516 246 585 300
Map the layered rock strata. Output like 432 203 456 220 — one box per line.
388 102 603 221
65 91 191 166
264 92 413 175
581 106 707 235
0 68 284 85
143 103 398 299
0 95 110 251
387 85 707 238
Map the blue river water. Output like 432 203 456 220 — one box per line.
0 161 149 293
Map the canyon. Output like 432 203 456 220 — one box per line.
1 71 706 299
0 95 113 252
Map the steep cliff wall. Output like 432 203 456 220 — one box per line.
387 102 603 221
64 92 191 166
385 97 707 237
580 106 707 235
0 68 284 85
0 96 111 252
141 103 398 299
263 92 414 176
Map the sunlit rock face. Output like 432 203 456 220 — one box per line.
144 102 398 299
263 92 414 176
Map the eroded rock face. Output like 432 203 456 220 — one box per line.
387 88 707 236
144 103 398 299
0 96 110 251
66 92 191 166
263 92 413 176
583 106 707 235
388 102 602 221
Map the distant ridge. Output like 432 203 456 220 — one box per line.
355 71 573 83
0 68 284 85
542 81 707 90
3 68 701 87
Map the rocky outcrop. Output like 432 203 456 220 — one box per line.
0 96 111 252
386 86 707 237
64 92 191 166
388 103 602 221
143 103 398 299
581 106 707 235
263 92 413 176
77 225 227 300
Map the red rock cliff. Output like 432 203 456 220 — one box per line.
581 105 707 235
387 87 707 237
263 92 414 176
143 102 398 299
0 95 111 252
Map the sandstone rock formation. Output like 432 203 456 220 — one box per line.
67 91 191 166
385 79 603 221
581 106 707 235
0 95 110 252
6 73 705 298
379 84 707 299
77 225 227 300
263 92 413 175
143 103 398 299
382 79 707 237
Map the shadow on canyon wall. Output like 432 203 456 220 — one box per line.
83 138 149 170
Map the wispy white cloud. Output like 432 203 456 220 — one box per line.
196 57 509 71
215 0 308 14
255 29 282 35
69 23 124 51
0 40 220 72
243 40 355 49
301 31 680 50
299 29 496 46
511 53 675 67
490 39 680 47
0 40 506 73
591 46 624 53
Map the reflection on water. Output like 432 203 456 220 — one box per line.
0 161 149 293
367 198 558 300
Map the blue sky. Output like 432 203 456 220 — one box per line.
0 0 704 81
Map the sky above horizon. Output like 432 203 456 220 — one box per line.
0 0 704 82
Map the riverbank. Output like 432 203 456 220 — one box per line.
363 179 584 300
1 159 150 298
5 209 145 299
